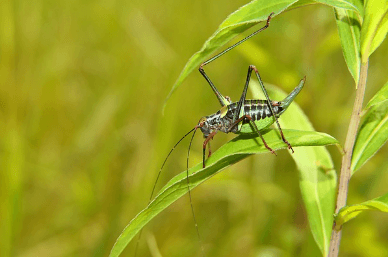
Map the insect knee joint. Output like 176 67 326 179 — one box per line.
249 65 258 72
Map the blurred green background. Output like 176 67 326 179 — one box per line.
1 0 388 256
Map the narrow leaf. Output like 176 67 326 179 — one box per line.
288 0 363 14
163 0 299 110
365 80 388 109
360 0 388 63
351 84 388 173
288 0 316 10
335 192 388 229
335 7 362 84
110 129 338 257
370 11 388 55
315 0 363 14
250 81 337 256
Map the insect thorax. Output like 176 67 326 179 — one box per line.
199 111 234 137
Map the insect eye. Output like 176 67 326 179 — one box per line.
198 117 207 127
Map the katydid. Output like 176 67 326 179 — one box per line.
195 12 305 168
136 12 305 256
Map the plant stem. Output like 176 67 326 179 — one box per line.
328 61 369 257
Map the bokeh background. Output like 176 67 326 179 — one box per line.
1 0 387 256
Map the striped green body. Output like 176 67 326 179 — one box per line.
236 100 283 134
225 99 284 134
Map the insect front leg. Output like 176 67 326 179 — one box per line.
207 140 212 158
250 65 294 153
202 130 217 168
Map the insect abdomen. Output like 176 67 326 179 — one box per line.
242 100 283 121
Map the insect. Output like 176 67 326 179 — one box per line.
136 12 305 256
189 12 305 169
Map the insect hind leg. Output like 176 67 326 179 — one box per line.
198 12 275 107
227 114 277 156
246 115 276 155
250 65 294 153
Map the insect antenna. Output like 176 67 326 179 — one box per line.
150 127 197 202
186 127 205 256
134 126 197 257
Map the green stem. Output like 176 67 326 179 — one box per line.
328 61 369 257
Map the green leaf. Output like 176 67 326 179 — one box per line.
335 192 388 229
370 11 388 54
351 83 388 173
365 80 388 109
110 129 338 257
315 0 363 14
288 0 316 10
250 81 337 256
288 0 363 14
163 0 299 110
335 7 362 84
360 0 388 63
